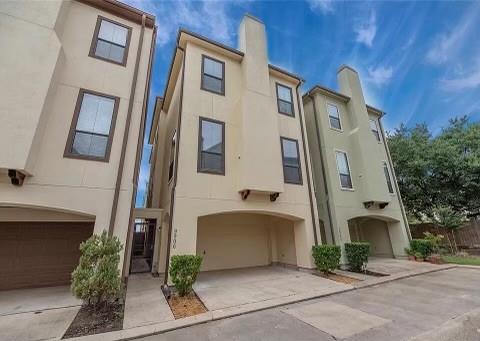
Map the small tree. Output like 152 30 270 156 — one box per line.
169 255 202 297
423 231 444 254
71 231 123 308
312 245 341 274
431 206 464 254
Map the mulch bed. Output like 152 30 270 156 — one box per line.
166 292 207 319
314 271 361 284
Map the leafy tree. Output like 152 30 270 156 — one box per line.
387 116 480 220
431 206 465 253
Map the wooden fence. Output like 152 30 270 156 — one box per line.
410 217 480 249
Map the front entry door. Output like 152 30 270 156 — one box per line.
130 219 156 274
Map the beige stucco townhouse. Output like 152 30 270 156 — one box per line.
0 0 156 290
146 15 321 283
303 67 411 259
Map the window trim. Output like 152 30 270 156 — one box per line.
168 130 177 183
89 15 132 67
383 161 395 194
327 103 342 132
370 119 382 143
334 149 354 191
276 83 295 117
200 54 225 96
64 88 120 162
280 136 303 185
197 116 225 175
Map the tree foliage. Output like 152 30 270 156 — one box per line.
387 116 480 220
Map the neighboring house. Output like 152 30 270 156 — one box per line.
146 15 320 282
303 67 411 258
0 0 156 290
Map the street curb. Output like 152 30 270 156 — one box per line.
64 265 462 341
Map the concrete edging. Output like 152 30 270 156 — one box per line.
65 264 468 341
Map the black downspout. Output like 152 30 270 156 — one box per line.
296 82 318 246
309 94 336 244
163 46 186 286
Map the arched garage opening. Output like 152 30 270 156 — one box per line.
196 212 298 271
0 205 94 290
348 216 397 258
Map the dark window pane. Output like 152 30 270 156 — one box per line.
203 58 223 78
201 120 222 153
201 152 222 172
383 164 394 193
284 166 301 184
330 116 341 130
72 132 108 158
373 130 381 142
202 75 223 94
278 100 293 116
277 85 292 102
340 174 352 189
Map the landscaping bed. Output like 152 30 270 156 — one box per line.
63 298 124 339
315 271 360 284
166 291 207 319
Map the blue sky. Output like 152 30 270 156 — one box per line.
126 0 480 206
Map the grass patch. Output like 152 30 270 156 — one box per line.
441 255 480 266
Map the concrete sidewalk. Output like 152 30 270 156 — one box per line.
67 261 458 341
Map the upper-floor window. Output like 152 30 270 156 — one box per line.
276 84 294 117
201 55 225 95
370 119 381 142
335 150 353 189
65 89 119 162
281 137 302 184
383 161 394 193
90 16 132 66
327 104 341 130
168 131 176 182
198 117 225 174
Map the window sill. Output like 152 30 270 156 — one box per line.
340 187 355 192
64 153 109 163
329 127 343 133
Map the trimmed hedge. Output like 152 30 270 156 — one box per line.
345 242 370 272
169 255 202 296
312 245 341 274
410 239 434 260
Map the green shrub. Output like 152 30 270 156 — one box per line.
71 231 123 306
312 245 341 274
423 232 444 253
345 242 370 272
404 247 414 256
169 255 203 296
410 239 434 259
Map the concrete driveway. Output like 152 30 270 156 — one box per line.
194 266 350 311
139 267 480 341
0 286 80 341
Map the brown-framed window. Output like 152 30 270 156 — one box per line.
201 55 225 95
327 104 341 130
198 117 225 174
370 119 381 142
89 16 132 66
383 161 394 193
276 83 295 117
280 137 302 184
168 131 176 182
64 89 119 162
335 150 353 189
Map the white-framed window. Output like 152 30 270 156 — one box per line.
327 104 341 130
370 119 381 142
383 161 394 193
335 150 353 189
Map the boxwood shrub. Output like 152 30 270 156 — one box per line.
345 242 370 272
312 245 341 274
169 255 203 296
409 239 434 260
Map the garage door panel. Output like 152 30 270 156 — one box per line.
0 222 93 290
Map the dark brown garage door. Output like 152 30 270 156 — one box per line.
0 221 94 290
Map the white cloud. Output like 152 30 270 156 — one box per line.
425 2 480 65
367 65 393 86
354 11 376 47
124 0 236 47
440 70 480 92
307 0 334 14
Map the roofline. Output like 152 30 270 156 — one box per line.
268 64 304 83
303 85 385 116
76 0 155 27
178 28 244 57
